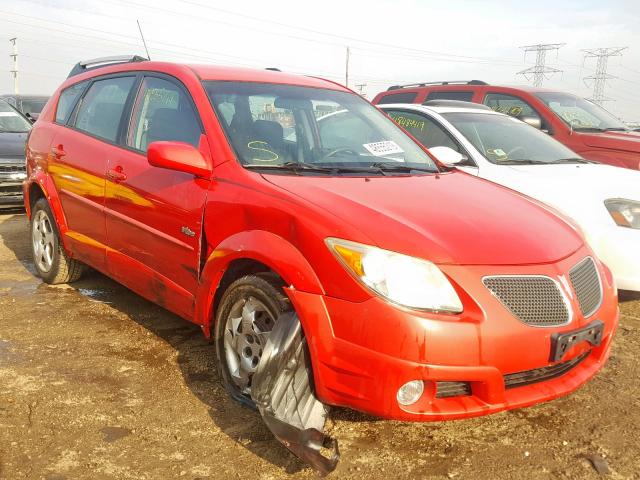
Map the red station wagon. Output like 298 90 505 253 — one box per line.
373 80 640 170
25 57 618 473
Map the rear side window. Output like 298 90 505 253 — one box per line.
376 92 418 104
74 76 136 142
55 82 87 124
425 91 474 102
127 76 202 151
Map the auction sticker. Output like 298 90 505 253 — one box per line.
363 140 404 157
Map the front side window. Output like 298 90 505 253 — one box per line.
74 76 135 142
127 77 202 151
442 112 580 165
204 82 438 175
386 110 461 152
535 92 628 132
56 82 88 124
0 99 31 133
483 93 541 122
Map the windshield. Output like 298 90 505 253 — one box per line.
21 99 47 114
0 100 31 133
442 112 582 165
203 81 438 175
535 92 628 132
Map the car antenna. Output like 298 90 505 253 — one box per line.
137 19 151 60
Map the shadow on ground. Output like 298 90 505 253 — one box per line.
0 213 376 474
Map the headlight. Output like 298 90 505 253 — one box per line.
605 199 640 229
326 238 463 313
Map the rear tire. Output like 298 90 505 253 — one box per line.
215 273 291 408
30 198 83 284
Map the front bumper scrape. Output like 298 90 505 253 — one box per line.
251 312 339 476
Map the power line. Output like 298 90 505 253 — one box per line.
582 47 628 105
517 43 565 86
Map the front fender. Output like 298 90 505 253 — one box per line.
194 230 324 335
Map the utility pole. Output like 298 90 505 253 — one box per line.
345 46 350 88
355 83 367 98
582 47 627 105
517 43 565 87
9 37 18 95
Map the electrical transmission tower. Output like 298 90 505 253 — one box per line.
355 83 367 97
9 37 18 95
517 43 565 87
582 47 627 105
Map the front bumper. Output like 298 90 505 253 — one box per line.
288 248 619 422
590 226 640 291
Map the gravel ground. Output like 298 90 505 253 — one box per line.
0 212 639 480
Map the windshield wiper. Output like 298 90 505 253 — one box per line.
497 159 550 165
370 162 437 173
245 162 337 175
552 157 591 164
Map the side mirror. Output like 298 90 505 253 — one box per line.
429 146 467 166
520 116 542 130
25 112 36 123
147 141 211 179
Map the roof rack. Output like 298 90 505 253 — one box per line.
387 80 488 91
67 55 148 78
423 99 492 110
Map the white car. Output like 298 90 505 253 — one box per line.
372 101 640 291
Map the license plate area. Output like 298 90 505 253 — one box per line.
550 320 604 362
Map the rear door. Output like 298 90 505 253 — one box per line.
104 74 209 320
50 75 136 270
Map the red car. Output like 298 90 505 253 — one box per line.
373 81 640 170
25 57 618 473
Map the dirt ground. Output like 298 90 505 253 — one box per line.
0 213 639 480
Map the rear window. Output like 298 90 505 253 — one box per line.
73 77 135 142
376 92 418 104
56 82 88 124
425 91 474 102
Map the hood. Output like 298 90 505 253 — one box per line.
0 132 27 161
486 163 640 227
579 130 640 153
263 171 583 266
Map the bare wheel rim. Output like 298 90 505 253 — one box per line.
223 295 276 395
32 210 55 273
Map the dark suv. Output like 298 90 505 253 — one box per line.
0 99 30 209
372 80 640 170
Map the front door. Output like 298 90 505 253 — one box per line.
104 74 209 320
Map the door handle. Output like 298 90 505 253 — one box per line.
50 145 66 158
106 165 127 183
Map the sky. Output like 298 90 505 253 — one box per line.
1 0 639 121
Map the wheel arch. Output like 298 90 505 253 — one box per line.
25 175 68 235
195 230 324 337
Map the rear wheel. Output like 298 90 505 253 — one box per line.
30 198 83 284
215 273 291 407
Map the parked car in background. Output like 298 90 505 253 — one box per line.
24 56 618 473
377 100 640 291
1 94 49 122
0 99 30 209
373 81 640 170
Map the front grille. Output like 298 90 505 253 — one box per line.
435 350 591 398
483 276 569 326
504 350 590 389
569 257 602 318
0 164 25 173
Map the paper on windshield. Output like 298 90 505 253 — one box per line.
363 140 404 158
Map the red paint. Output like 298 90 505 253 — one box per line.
25 62 619 420
373 84 640 170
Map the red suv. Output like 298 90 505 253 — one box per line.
373 81 640 170
25 58 618 472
